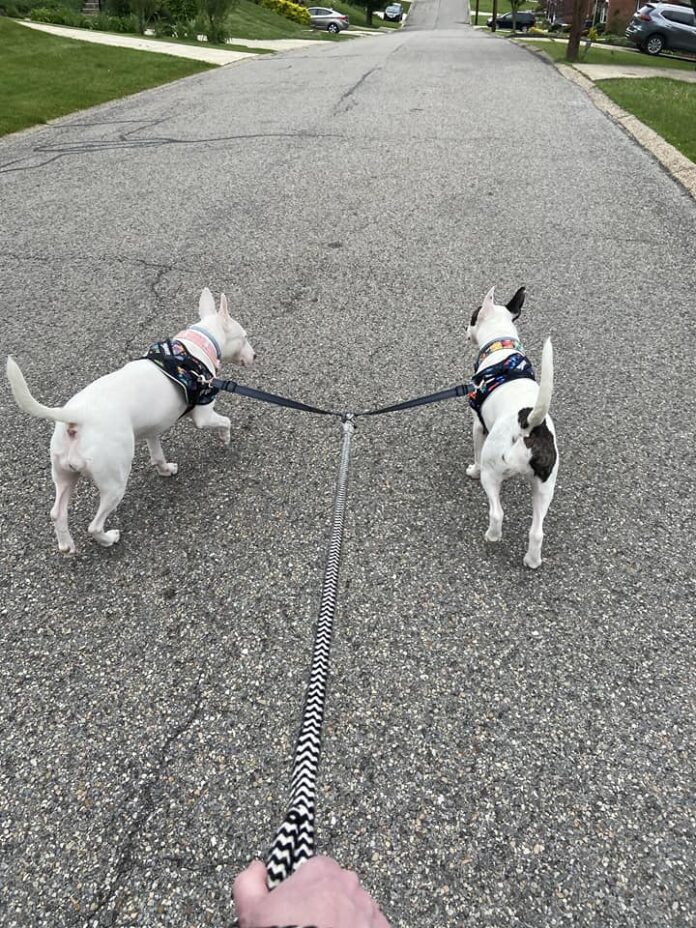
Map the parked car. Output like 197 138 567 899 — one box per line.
625 2 696 55
384 2 403 21
487 10 536 30
307 6 350 32
549 16 595 32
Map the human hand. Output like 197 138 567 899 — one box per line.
233 855 390 928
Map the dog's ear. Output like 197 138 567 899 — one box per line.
477 286 496 324
506 286 526 320
218 293 231 324
199 288 216 318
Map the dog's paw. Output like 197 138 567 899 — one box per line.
95 529 120 547
58 541 77 555
466 463 481 480
158 462 178 477
485 527 502 543
523 552 541 569
221 427 231 447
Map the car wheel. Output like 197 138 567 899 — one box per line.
644 33 664 54
520 24 529 31
327 22 339 32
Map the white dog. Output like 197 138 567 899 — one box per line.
6 288 255 553
466 286 558 569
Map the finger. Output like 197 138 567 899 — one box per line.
233 859 269 913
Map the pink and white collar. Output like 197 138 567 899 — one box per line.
174 324 222 372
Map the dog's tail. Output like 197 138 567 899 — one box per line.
527 338 554 429
6 356 85 425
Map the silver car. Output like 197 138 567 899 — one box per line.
307 6 350 32
625 2 696 56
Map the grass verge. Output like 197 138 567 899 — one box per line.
518 37 696 71
469 0 513 18
598 77 696 162
0 17 213 137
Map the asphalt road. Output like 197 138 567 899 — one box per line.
1 2 695 926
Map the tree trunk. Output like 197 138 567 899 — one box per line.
490 0 497 31
565 0 586 60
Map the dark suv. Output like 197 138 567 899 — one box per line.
487 10 536 30
625 2 696 55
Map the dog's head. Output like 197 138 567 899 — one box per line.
467 285 526 347
198 288 256 367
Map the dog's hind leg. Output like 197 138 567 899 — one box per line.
50 462 79 554
524 473 556 569
87 456 131 547
466 418 485 480
480 469 504 543
145 436 178 477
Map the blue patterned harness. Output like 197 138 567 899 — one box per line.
467 341 536 432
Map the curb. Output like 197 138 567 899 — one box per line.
521 43 696 200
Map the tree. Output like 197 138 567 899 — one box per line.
565 0 586 60
508 0 525 34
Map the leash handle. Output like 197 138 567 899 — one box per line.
265 416 355 888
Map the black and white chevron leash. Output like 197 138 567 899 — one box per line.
265 415 355 889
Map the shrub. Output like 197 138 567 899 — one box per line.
198 0 235 42
103 0 131 15
172 15 197 35
29 6 90 24
164 0 197 20
95 10 138 28
258 0 309 24
5 0 81 12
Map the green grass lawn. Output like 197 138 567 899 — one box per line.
469 0 513 20
599 77 696 162
225 0 318 38
518 37 696 71
0 17 214 137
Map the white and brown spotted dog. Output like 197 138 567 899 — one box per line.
6 288 255 554
466 286 558 568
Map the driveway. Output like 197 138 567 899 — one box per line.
1 2 694 927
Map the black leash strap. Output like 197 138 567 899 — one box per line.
357 382 472 417
265 416 355 888
212 378 339 417
213 377 473 420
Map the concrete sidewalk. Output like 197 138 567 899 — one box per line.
18 20 382 63
574 62 696 82
19 20 261 63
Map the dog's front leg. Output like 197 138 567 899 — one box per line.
466 418 485 479
189 401 231 446
146 436 178 476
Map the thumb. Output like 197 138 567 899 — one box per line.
233 859 269 915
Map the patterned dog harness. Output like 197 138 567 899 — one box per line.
145 338 219 411
467 337 536 431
